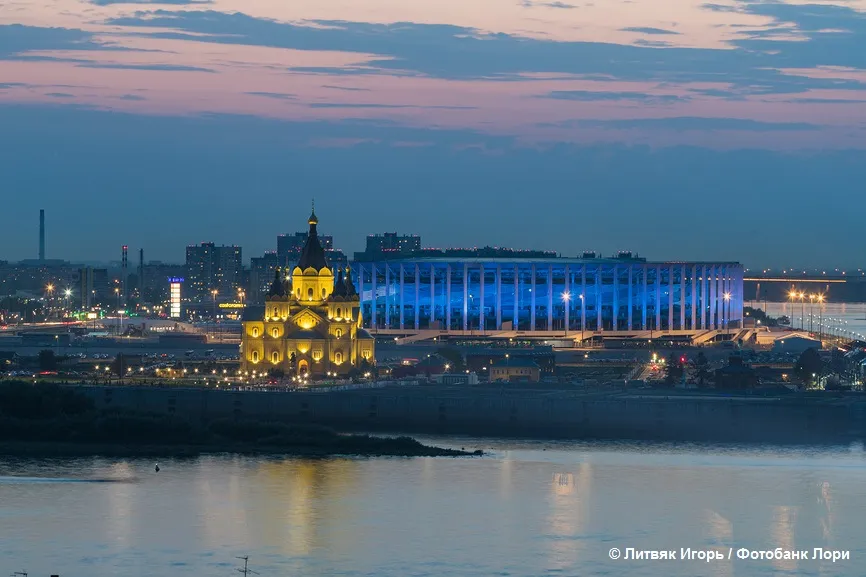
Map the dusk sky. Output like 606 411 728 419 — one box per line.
1 0 865 267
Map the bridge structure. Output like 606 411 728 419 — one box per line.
743 273 866 304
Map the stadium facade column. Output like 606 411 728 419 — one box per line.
691 264 697 330
513 264 519 330
581 266 587 333
547 264 553 331
446 264 452 330
399 263 405 330
680 265 687 330
612 265 619 331
414 263 420 331
654 265 661 332
640 264 649 330
530 264 536 331
627 265 633 331
430 263 436 325
479 264 486 332
462 262 469 332
668 265 675 330
564 264 570 332
385 264 390 328
496 264 502 330
370 263 377 329
701 265 708 329
709 265 717 330
596 266 603 332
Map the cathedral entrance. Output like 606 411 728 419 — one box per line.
298 360 309 376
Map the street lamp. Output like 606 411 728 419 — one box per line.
561 291 571 337
211 289 218 340
114 288 121 335
45 283 55 320
63 288 72 317
798 292 806 330
787 290 797 328
723 292 731 332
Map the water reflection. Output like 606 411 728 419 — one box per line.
3 443 866 576
546 464 591 571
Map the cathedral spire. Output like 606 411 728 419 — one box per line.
297 203 328 270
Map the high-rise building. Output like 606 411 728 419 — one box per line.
249 251 279 304
78 267 94 309
185 242 243 302
277 231 347 272
354 232 421 261
141 262 186 303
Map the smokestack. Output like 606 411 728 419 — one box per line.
39 209 45 261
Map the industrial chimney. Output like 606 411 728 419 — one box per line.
39 209 45 261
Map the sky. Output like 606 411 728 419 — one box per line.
1 0 865 267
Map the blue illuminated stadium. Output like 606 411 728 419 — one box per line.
353 256 743 335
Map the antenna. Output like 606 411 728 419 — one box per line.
236 556 260 576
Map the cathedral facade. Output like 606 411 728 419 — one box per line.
240 209 375 377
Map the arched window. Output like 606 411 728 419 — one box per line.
335 328 343 338
272 328 279 338
336 307 342 318
307 287 314 300
335 351 343 364
252 327 259 338
272 351 279 363
322 287 327 298
296 288 301 297
252 350 259 362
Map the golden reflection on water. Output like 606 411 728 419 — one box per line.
546 463 591 571
771 505 798 573
105 461 134 547
703 509 733 577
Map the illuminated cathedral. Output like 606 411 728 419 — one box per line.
240 207 375 377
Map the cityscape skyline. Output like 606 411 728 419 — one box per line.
2 206 866 273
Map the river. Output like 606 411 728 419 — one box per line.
2 439 865 576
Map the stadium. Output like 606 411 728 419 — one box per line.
353 255 744 341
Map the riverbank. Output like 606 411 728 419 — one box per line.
0 381 477 458
70 383 866 444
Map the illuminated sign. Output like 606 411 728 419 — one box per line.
86 312 98 320
219 303 245 309
170 281 182 318
167 277 185 283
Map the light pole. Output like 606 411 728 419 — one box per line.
45 283 55 321
798 292 806 330
723 292 731 333
579 294 584 345
816 294 824 338
63 288 71 319
562 291 571 337
114 287 121 335
211 289 218 341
